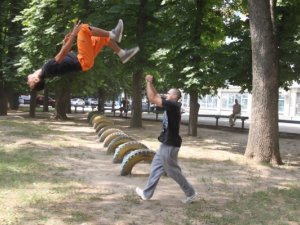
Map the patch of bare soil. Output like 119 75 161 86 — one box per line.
1 112 300 225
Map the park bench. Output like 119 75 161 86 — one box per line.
198 114 249 129
153 108 164 121
153 107 187 121
112 108 118 116
91 105 98 111
110 108 129 117
73 105 98 113
73 105 85 113
198 114 300 129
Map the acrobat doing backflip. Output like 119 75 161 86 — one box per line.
27 19 139 91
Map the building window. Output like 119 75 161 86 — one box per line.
182 93 189 108
278 94 285 113
241 94 248 110
221 93 248 110
199 95 218 109
296 93 300 116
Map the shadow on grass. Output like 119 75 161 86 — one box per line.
0 146 69 189
0 120 65 139
184 186 300 225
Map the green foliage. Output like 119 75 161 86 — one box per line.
276 0 300 88
215 3 252 92
3 0 299 99
0 0 27 93
154 0 227 96
84 0 165 99
15 0 81 75
218 0 300 92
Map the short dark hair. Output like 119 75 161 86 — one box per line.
32 78 45 91
173 89 182 100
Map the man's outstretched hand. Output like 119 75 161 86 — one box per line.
71 20 82 37
63 33 71 44
145 74 153 83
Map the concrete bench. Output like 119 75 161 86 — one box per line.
198 115 300 129
198 114 249 129
153 108 186 121
153 109 164 121
109 108 129 117
73 105 85 113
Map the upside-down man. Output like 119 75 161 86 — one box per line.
27 19 139 91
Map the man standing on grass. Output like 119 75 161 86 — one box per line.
135 74 197 204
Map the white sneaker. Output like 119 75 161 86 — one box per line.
111 19 123 43
120 46 140 63
135 187 148 200
182 192 198 204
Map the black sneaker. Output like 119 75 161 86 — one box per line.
120 46 140 63
112 19 123 43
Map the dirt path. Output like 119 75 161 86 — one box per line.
1 113 300 225
48 115 300 224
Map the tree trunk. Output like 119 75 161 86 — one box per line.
29 91 37 118
269 0 282 164
7 89 19 110
188 90 199 136
130 69 143 128
0 51 7 115
245 0 282 164
66 92 71 114
0 84 8 116
130 0 148 128
187 0 202 136
54 83 69 120
2 2 22 113
97 88 105 113
43 87 49 112
112 93 116 112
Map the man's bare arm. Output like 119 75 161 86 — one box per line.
145 74 162 107
54 21 82 63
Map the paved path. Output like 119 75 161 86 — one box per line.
102 110 300 135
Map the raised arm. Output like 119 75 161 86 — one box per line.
54 21 82 63
145 74 163 107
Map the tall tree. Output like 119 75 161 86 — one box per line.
54 0 90 119
0 0 26 115
156 0 226 136
218 0 300 91
16 0 85 118
93 0 164 128
123 0 164 128
245 0 282 164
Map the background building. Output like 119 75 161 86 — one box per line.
181 82 300 120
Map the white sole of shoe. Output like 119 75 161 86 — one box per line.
122 47 140 64
116 19 123 43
